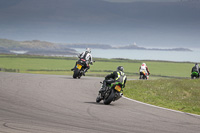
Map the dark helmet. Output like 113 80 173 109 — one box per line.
117 66 124 72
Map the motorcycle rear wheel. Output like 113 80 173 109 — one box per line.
103 89 115 105
73 68 80 79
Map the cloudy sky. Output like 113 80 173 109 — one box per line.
104 0 180 2
0 0 200 48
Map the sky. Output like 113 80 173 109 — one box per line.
0 0 200 48
104 0 180 2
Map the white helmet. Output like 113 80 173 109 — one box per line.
86 48 91 53
142 63 146 67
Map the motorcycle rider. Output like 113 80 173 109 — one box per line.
71 48 93 75
139 63 150 79
191 63 200 78
99 66 127 94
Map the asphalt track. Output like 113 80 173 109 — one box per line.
0 72 200 133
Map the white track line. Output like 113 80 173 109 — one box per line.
122 96 200 117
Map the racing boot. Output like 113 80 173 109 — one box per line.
96 87 105 102
71 62 78 71
96 93 102 103
99 81 107 93
82 68 88 76
82 71 86 76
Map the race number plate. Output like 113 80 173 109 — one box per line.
115 85 121 92
76 64 82 69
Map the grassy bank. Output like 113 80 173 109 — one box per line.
124 79 200 115
0 54 195 79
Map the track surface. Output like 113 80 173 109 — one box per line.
0 72 200 133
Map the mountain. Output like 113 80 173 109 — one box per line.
0 0 200 48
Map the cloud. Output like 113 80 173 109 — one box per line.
103 0 180 2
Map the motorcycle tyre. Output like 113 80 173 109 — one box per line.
103 89 115 105
143 75 147 80
73 68 80 79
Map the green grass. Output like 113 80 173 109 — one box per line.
0 55 74 74
0 54 195 78
124 79 200 115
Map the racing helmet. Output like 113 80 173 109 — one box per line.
117 66 124 72
142 63 146 66
86 48 91 53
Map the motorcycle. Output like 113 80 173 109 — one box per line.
96 82 123 105
72 59 94 79
139 70 149 80
73 59 87 79
191 72 199 79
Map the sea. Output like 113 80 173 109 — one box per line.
74 48 200 63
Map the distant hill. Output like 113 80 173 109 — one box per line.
115 44 193 51
0 39 192 56
0 39 77 55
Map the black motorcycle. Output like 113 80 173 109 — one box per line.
72 59 87 79
72 59 94 79
96 82 123 105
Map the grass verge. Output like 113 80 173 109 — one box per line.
0 54 195 79
124 79 200 115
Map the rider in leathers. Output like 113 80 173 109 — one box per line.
99 66 127 94
191 63 200 78
139 63 150 79
71 48 93 75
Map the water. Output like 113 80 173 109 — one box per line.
75 48 200 63
10 50 28 54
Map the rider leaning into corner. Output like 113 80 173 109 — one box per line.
191 63 200 77
71 48 93 75
98 66 127 94
139 63 150 79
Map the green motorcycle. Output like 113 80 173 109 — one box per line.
96 82 123 105
191 72 199 79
